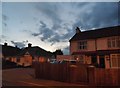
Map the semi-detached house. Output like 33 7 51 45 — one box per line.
69 26 120 68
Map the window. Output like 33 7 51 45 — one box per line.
111 54 120 68
78 41 87 50
107 36 120 48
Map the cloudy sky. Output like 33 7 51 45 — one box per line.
1 1 119 54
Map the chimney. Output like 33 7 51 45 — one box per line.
15 45 18 48
28 43 32 48
76 27 81 33
4 42 7 46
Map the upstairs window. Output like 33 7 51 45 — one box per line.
78 41 87 50
107 36 120 48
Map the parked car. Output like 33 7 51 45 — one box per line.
49 59 58 64
60 60 77 64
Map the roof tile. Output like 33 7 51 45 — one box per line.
69 26 120 41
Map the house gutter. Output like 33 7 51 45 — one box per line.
95 38 97 51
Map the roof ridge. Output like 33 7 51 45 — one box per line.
82 25 120 33
70 26 120 42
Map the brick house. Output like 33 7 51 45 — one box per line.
69 26 120 68
57 55 72 61
1 43 54 67
1 43 21 61
16 43 53 66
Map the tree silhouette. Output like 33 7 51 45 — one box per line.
53 49 63 58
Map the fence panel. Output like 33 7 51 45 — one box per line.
94 68 120 86
33 62 120 86
77 64 88 83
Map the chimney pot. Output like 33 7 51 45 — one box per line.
76 27 81 33
4 42 7 46
28 43 32 48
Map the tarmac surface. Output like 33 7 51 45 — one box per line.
2 68 88 87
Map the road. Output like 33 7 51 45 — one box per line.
2 68 88 87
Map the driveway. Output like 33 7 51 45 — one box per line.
2 68 88 86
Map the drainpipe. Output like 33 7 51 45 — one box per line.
95 39 98 64
95 39 97 51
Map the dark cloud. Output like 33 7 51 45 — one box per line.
38 21 54 41
39 21 46 28
32 33 40 37
48 35 60 43
73 2 119 30
31 20 70 45
36 3 62 33
31 2 119 47
36 3 62 24
32 21 53 38
31 21 59 45
41 23 71 44
11 40 28 48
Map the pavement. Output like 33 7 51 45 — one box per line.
2 68 88 87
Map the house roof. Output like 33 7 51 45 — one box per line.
18 46 53 58
69 26 120 42
1 44 53 58
1 44 21 57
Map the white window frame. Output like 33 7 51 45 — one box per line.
78 40 87 50
107 36 120 48
110 54 120 68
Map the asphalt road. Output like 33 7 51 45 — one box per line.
2 68 88 87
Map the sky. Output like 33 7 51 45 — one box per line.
1 1 120 54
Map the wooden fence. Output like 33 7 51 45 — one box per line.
88 67 120 86
33 62 120 86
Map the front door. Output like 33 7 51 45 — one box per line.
99 55 105 68
91 55 97 64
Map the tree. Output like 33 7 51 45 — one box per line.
53 49 63 58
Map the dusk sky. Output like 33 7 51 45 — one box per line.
1 1 119 54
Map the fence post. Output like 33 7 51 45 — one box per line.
33 61 38 78
69 65 78 83
88 66 95 85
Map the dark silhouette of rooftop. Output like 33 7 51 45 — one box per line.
70 25 120 42
1 43 53 58
1 43 21 57
19 46 53 58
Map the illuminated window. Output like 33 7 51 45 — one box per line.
78 41 87 50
